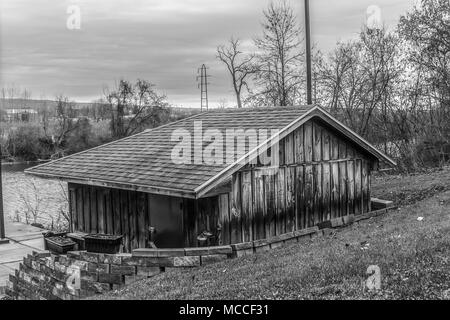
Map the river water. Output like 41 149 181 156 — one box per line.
1 162 68 230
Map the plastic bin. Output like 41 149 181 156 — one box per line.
84 234 123 254
45 236 76 254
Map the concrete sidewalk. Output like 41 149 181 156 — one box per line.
0 220 45 294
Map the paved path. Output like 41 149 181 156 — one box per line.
0 220 45 295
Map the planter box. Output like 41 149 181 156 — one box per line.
66 232 88 251
45 236 76 254
84 234 123 254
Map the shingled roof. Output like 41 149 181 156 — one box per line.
26 106 395 198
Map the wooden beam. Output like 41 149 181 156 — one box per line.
23 174 197 199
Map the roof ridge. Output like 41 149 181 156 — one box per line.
200 105 312 113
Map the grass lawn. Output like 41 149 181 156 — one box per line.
98 167 450 300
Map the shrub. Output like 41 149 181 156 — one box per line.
415 140 450 168
6 126 42 161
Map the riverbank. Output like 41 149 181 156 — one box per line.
2 166 68 231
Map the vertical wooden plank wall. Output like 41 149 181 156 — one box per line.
285 167 296 231
241 171 253 242
68 184 155 252
69 189 76 232
264 171 277 238
294 166 304 229
254 170 265 241
276 168 286 235
218 194 230 245
231 174 242 243
224 118 376 244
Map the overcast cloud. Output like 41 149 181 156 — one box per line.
0 0 414 108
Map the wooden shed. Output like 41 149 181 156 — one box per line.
26 106 395 252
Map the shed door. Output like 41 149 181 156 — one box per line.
148 194 184 248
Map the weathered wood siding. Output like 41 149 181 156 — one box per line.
68 184 188 252
181 196 225 247
69 184 148 252
215 118 377 244
69 183 228 250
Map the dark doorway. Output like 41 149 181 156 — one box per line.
148 194 184 248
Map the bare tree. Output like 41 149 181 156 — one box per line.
6 86 19 109
51 181 70 232
53 95 79 154
252 0 304 106
217 98 228 109
105 79 169 138
21 88 31 110
0 85 32 112
40 95 50 136
396 0 450 168
19 181 43 225
399 0 450 107
217 38 256 108
317 28 401 138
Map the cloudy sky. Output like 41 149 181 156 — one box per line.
1 0 414 108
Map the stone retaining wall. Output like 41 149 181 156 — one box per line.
4 246 234 300
4 208 392 300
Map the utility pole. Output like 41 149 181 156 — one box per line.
304 0 313 105
0 147 8 244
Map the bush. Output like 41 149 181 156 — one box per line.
64 118 107 154
415 140 450 167
5 126 52 161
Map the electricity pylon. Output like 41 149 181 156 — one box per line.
197 64 210 111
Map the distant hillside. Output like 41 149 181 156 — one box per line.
0 98 90 111
0 98 201 115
